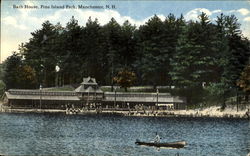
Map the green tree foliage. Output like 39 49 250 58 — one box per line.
224 15 250 87
3 52 22 89
208 14 250 107
60 16 83 84
170 12 250 106
0 80 6 97
135 14 183 86
0 64 4 96
171 13 221 87
3 52 37 89
23 20 58 87
113 69 136 92
101 18 123 86
0 64 4 80
81 17 107 84
18 65 37 88
237 65 250 94
120 20 136 67
136 15 165 86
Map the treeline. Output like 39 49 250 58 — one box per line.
2 13 250 105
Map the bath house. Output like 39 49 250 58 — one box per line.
3 77 187 110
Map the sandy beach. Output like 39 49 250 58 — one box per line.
1 102 249 119
169 106 249 118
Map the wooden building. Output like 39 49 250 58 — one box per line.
3 77 187 110
103 92 186 110
5 89 79 109
75 77 103 103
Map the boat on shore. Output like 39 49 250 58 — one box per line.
135 140 186 148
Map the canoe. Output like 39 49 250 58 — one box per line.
135 140 186 148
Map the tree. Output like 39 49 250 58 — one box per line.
113 69 136 92
223 15 250 88
59 16 83 84
119 20 136 67
161 14 185 85
80 17 104 83
3 52 38 89
3 52 22 89
0 80 6 97
18 65 37 89
170 21 203 87
170 12 226 105
135 15 165 86
214 14 250 107
237 65 250 101
101 18 123 88
23 20 58 87
135 14 185 86
0 64 4 80
0 64 4 96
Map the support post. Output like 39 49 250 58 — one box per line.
114 88 117 111
236 89 239 112
156 89 159 110
39 84 42 110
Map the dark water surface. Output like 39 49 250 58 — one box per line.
0 113 249 156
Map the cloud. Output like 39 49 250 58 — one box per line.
4 7 165 31
242 23 250 39
2 3 250 62
184 8 250 39
185 8 250 25
3 16 16 26
228 8 250 16
35 9 165 27
1 40 20 62
243 16 250 22
3 16 27 30
185 8 250 23
237 8 250 16
185 8 215 21
212 10 222 14
1 6 166 62
184 8 223 22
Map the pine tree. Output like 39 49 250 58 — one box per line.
81 17 104 83
23 21 58 87
101 18 122 87
135 15 165 86
3 52 22 89
119 20 136 67
61 16 82 84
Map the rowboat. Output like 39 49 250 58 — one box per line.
135 140 186 148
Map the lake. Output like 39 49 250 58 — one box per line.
0 113 249 156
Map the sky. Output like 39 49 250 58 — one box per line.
1 0 250 63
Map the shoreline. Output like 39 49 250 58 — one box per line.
0 107 249 119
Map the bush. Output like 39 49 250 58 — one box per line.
0 80 6 98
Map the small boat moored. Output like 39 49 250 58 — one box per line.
135 140 186 149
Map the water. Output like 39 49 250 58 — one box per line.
0 113 249 156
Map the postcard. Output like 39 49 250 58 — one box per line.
1 0 250 155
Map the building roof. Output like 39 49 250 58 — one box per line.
75 77 103 93
75 86 103 93
81 77 97 85
8 89 76 96
5 92 80 101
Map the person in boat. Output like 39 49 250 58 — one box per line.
154 132 161 143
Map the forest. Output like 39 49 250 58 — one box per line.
1 12 250 106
